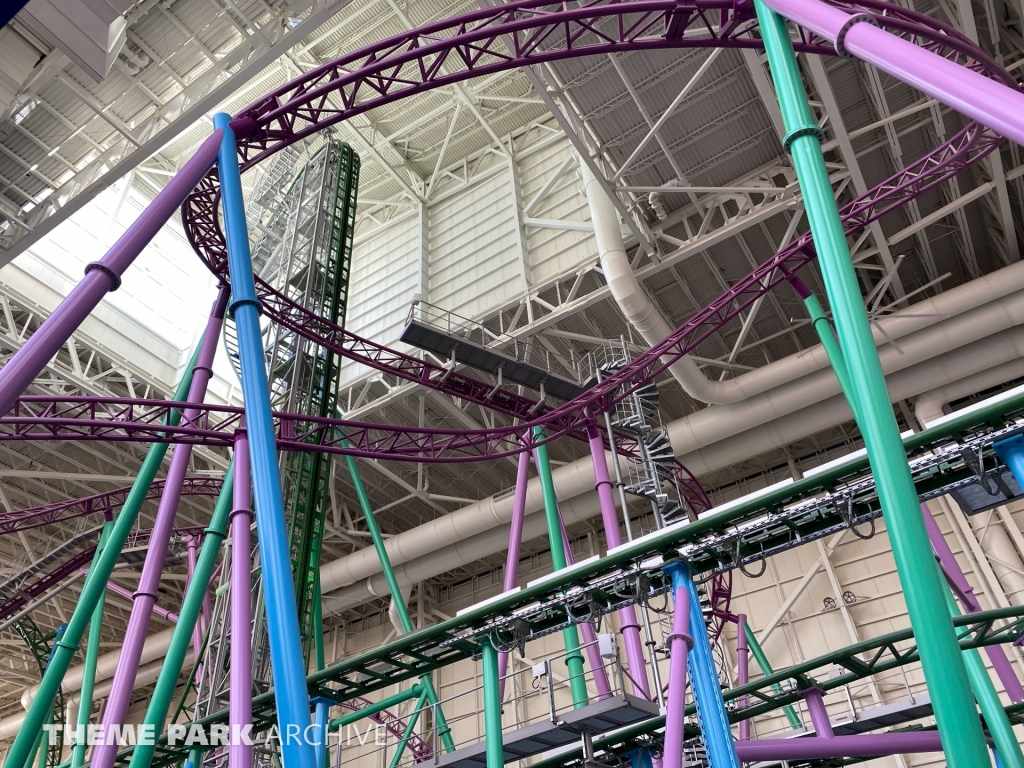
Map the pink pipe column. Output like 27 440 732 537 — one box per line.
736 614 749 740
661 575 692 768
185 536 203 658
801 688 834 738
91 287 229 768
78 570 179 623
498 438 531 701
587 425 651 700
921 503 1024 702
229 427 253 768
0 130 223 418
760 0 1024 146
734 731 944 761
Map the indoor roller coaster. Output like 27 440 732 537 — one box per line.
2 0 1024 767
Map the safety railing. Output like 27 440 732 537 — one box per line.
327 636 632 768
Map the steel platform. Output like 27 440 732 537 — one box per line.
400 320 590 402
433 694 660 768
830 695 933 735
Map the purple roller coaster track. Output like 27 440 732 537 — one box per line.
1 0 1022 766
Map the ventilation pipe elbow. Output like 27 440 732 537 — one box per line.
579 162 721 401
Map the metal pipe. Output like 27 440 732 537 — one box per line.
760 0 1024 146
481 641 504 768
330 687 423 729
733 731 944 760
70 523 111 768
0 129 223 420
743 624 802 729
230 428 253 768
386 689 427 768
921 503 1024 702
498 434 531 700
943 590 1024 768
752 5 989 764
92 286 229 768
4 339 202 768
586 424 650 700
340 443 455 752
214 111 315 768
736 614 749 741
801 688 833 738
126 468 235 768
533 426 588 708
558 515 613 700
660 563 692 768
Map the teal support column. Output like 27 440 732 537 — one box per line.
331 687 423 729
943 590 1024 768
742 624 802 730
70 522 112 768
3 343 200 768
533 427 589 709
128 470 234 768
387 689 429 768
752 6 990 765
312 578 329 768
341 445 455 752
481 641 504 768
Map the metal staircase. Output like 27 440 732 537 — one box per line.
598 342 687 527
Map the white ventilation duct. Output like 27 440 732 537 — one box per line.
582 164 1024 405
2 651 188 739
915 359 1024 427
320 258 1024 606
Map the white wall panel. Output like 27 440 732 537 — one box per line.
428 168 521 318
340 212 421 388
518 138 597 283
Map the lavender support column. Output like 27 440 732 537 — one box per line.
734 731 943 761
586 424 651 700
185 536 203 658
230 428 253 768
736 614 750 740
760 0 1024 146
91 287 229 768
0 130 222 418
921 503 1024 702
661 568 692 768
801 688 834 738
498 436 531 701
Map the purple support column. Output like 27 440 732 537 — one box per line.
558 520 613 700
0 131 223 418
79 571 178 623
185 536 203 658
91 287 229 768
760 0 1024 146
736 614 750 741
498 438 531 701
586 424 652 700
734 731 943 761
230 428 253 768
661 575 692 768
921 503 1024 702
801 688 834 738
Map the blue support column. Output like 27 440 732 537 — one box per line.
994 434 1024 488
663 563 739 768
214 112 314 768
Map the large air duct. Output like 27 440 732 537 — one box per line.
321 258 1024 608
581 165 1024 405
